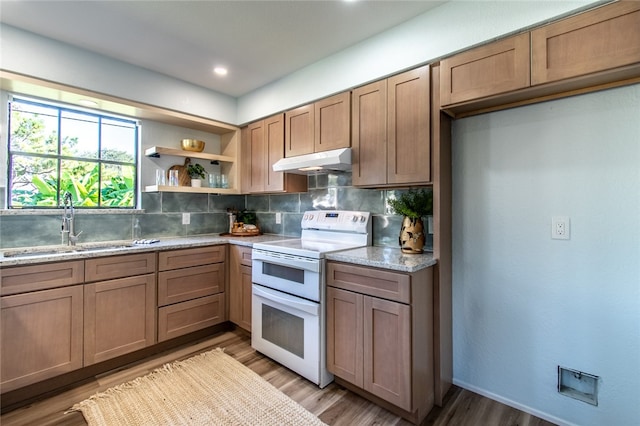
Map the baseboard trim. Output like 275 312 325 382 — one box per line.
452 378 576 426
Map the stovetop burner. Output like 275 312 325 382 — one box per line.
253 210 372 258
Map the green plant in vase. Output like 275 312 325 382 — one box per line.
388 188 432 254
187 163 206 187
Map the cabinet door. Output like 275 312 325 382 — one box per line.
326 286 364 387
351 80 388 187
314 92 351 153
285 103 314 157
246 119 266 193
364 296 412 412
1 285 83 392
531 2 640 85
158 294 225 342
387 65 431 185
84 274 156 365
229 245 253 331
158 263 224 306
264 113 286 192
440 33 531 105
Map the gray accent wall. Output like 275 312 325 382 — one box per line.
0 173 432 250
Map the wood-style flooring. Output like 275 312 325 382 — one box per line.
1 328 556 426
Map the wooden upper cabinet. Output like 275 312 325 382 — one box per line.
264 114 285 192
531 1 640 85
388 65 431 185
352 79 387 187
285 104 315 157
245 120 266 193
352 65 430 187
440 33 531 106
244 113 307 194
314 91 351 152
285 91 351 157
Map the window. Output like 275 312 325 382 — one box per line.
7 97 138 208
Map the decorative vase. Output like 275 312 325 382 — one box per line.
399 216 425 254
190 178 202 187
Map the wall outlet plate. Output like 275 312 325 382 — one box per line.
552 216 570 240
182 212 190 225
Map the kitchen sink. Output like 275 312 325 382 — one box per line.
1 242 135 258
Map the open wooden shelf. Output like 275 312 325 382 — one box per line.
144 185 240 195
144 146 235 164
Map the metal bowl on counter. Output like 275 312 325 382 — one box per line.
180 139 205 152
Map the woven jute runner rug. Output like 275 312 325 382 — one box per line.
67 348 326 425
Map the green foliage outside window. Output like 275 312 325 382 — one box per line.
8 98 138 208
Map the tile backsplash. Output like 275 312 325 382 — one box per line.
0 173 432 250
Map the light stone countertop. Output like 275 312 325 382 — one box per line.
0 236 436 272
325 246 436 273
0 234 290 267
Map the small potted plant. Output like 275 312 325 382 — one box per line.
187 163 206 187
387 188 433 254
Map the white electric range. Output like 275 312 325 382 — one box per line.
251 210 372 388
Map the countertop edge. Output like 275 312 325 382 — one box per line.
1 237 437 272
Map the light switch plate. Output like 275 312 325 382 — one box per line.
182 212 190 225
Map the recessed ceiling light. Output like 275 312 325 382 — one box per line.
213 67 228 76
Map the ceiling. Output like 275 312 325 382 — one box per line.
0 0 447 98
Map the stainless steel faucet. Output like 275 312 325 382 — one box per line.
61 192 81 246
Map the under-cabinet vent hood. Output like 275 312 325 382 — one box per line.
272 148 351 174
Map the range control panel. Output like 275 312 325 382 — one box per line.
301 210 371 233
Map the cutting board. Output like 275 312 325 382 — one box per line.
168 158 192 186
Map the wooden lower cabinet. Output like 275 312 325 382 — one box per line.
158 263 224 306
84 274 156 365
326 261 433 424
157 246 227 342
1 285 84 393
158 294 225 342
229 245 253 331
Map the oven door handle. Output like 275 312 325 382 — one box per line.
252 284 319 316
252 250 320 273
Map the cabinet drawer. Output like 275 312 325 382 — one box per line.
158 263 225 306
1 260 84 295
158 245 225 271
327 262 410 304
234 245 252 267
85 253 156 282
157 294 225 342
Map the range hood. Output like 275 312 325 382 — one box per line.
272 148 351 175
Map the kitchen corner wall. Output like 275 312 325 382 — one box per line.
0 172 432 250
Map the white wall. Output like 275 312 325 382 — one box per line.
0 25 237 125
452 84 640 426
237 0 601 123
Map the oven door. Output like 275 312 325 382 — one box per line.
252 249 323 301
252 283 332 387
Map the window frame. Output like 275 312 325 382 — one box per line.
6 96 140 209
